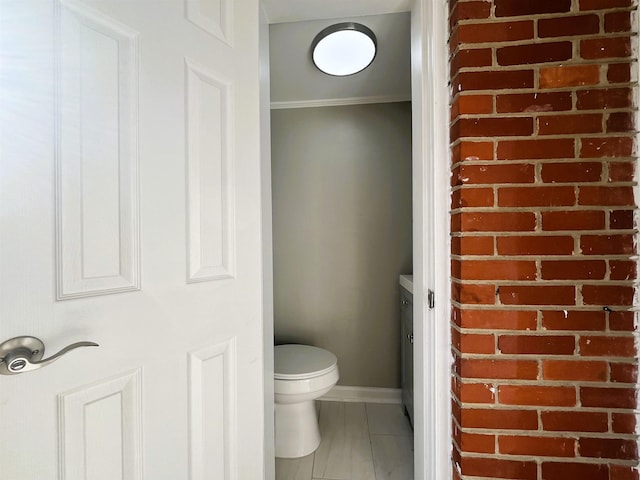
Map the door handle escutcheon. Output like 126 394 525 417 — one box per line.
0 336 98 375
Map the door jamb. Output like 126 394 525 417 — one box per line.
411 0 451 479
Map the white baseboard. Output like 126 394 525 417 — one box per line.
320 385 402 404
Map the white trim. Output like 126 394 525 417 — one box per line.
412 1 451 480
321 385 402 404
429 0 452 477
270 95 411 110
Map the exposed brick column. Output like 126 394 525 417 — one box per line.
448 1 638 479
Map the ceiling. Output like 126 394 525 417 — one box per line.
262 0 412 24
269 12 412 105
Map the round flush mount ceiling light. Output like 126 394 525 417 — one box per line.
311 22 377 76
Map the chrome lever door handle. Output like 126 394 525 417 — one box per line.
0 336 98 375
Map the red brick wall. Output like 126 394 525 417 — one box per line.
449 1 638 479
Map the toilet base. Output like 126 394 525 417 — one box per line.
275 400 321 458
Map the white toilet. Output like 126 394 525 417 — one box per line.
274 344 339 458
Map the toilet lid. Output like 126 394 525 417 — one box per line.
274 344 337 380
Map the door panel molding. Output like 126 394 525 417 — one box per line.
58 369 143 480
188 338 238 480
55 0 140 300
185 0 234 46
185 58 236 283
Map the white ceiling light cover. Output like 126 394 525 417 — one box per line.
311 23 377 76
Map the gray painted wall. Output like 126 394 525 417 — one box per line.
271 102 412 387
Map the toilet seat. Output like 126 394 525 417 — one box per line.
274 344 337 380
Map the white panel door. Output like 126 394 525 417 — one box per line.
0 0 264 479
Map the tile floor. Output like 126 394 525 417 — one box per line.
276 401 414 480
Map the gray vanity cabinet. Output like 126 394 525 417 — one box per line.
400 286 413 426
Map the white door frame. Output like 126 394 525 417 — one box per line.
259 0 451 478
411 0 451 479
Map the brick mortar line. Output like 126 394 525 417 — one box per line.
454 436 637 448
451 399 638 413
454 328 638 335
455 429 639 441
448 135 637 147
452 348 639 358
450 109 638 117
452 20 636 30
448 40 637 62
458 343 638 349
450 278 637 284
449 82 639 93
454 355 638 363
452 378 638 387
449 302 637 308
451 342 638 348
451 183 637 189
448 84 639 99
450 163 637 171
450 303 638 311
449 81 640 93
454 378 639 386
452 231 638 236
450 207 638 213
457 451 639 463
449 9 638 24
449 35 638 53
451 203 633 209
449 59 637 73
451 93 638 105
452 139 636 147
449 399 632 413
451 255 638 260
448 52 638 62
455 359 638 368
453 404 638 415
450 230 638 235
450 204 638 208
452 324 640 335
452 57 634 72
452 327 639 336
453 260 638 265
448 88 630 100
458 453 639 464
451 111 638 123
450 132 637 140
456 336 639 343
451 254 637 266
453 240 637 246
449 109 638 119
447 22 639 33
451 288 640 292
453 110 635 119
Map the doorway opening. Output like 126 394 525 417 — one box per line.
260 1 450 479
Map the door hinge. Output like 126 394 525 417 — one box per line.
427 289 435 309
